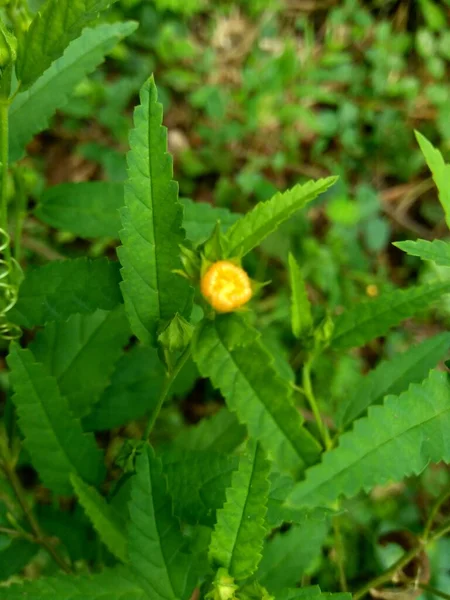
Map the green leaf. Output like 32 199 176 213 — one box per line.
174 407 246 454
415 131 450 228
288 253 313 339
337 332 450 428
16 0 121 89
193 314 322 474
331 280 450 350
209 440 270 581
118 76 193 346
394 239 450 267
163 449 238 526
9 257 122 328
35 182 124 238
224 177 337 258
0 540 38 582
257 517 329 594
10 21 137 162
286 370 450 509
71 474 127 563
84 345 166 431
128 445 196 599
181 198 239 245
0 568 146 599
6 344 105 496
30 306 130 418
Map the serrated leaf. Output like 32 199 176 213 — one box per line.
288 253 313 339
0 568 146 599
9 257 122 328
118 76 192 346
16 0 121 89
394 239 450 267
71 474 127 563
6 344 105 496
174 407 246 454
257 517 329 594
128 445 196 599
415 131 450 228
30 306 130 418
209 440 270 581
337 332 450 428
84 345 166 431
224 177 337 258
163 449 238 526
10 21 137 162
331 280 450 350
286 370 450 509
181 198 239 245
193 314 322 474
35 182 124 238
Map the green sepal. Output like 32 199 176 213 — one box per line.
115 439 146 474
201 222 227 263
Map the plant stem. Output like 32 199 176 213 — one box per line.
333 515 348 592
142 345 191 442
0 526 36 543
0 100 10 266
418 583 450 600
423 483 450 541
302 358 331 450
13 169 27 263
0 459 72 573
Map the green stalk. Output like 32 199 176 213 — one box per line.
0 100 10 266
302 358 332 450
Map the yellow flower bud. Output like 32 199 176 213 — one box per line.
201 261 252 313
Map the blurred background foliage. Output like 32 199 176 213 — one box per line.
4 0 450 594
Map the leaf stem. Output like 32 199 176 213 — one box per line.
302 358 331 450
13 168 27 263
0 100 11 267
142 345 191 442
423 483 450 541
0 455 72 573
333 515 348 592
418 583 450 600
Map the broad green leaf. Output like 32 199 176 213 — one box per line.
16 0 121 89
257 517 329 594
286 370 450 509
118 76 192 346
0 539 38 582
30 306 130 418
394 239 450 267
193 314 322 474
71 474 127 563
209 441 270 581
35 182 123 238
337 332 450 428
128 445 196 599
415 131 450 228
10 22 137 162
84 345 166 431
9 258 122 328
163 449 238 526
181 198 239 244
331 280 450 350
7 344 105 496
224 177 337 258
0 568 146 599
174 407 246 454
288 253 313 339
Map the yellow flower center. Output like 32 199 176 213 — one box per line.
201 261 252 313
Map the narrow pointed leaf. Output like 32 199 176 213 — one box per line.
71 474 127 563
118 76 192 345
209 440 270 580
394 239 450 267
30 306 130 418
6 344 105 495
286 370 450 509
289 253 313 339
9 258 122 328
0 568 146 599
10 22 137 162
337 332 450 428
193 314 322 474
415 131 450 228
224 177 337 258
16 0 120 89
331 280 450 350
128 445 196 599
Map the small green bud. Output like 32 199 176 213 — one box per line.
0 20 17 68
201 222 226 263
158 313 194 355
115 439 145 473
179 243 201 280
314 312 335 349
206 569 238 600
